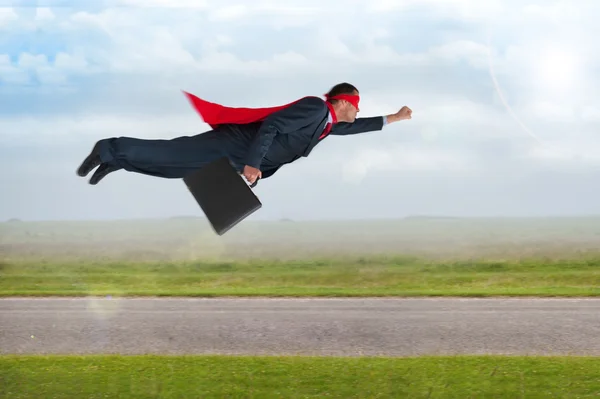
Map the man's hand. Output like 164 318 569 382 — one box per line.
243 165 262 185
397 106 412 120
387 106 412 123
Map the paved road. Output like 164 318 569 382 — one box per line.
1 297 599 356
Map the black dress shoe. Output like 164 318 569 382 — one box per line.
89 163 119 185
77 141 102 177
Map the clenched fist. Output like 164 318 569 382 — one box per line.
396 106 412 120
243 165 262 185
386 106 413 123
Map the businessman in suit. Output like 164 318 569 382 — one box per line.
77 82 413 185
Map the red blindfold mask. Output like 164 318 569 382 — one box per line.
324 93 360 111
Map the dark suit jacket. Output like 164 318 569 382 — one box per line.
214 96 385 179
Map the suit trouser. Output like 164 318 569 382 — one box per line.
96 131 232 178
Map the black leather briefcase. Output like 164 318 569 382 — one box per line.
183 157 262 235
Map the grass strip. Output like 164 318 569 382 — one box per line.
2 354 599 398
2 256 600 297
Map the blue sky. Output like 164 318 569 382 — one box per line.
2 0 600 221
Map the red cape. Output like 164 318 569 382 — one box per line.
182 90 318 129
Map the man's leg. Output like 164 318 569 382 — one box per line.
77 131 229 184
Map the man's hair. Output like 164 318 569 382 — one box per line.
326 82 358 103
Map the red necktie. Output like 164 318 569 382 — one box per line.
319 102 337 139
320 122 332 139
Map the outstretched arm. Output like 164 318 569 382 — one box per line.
330 106 413 136
330 116 385 136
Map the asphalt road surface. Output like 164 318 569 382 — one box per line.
2 297 599 356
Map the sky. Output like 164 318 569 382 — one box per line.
1 0 599 221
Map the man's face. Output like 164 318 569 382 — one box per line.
344 90 359 121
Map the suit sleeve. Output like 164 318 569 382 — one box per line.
329 116 385 136
245 96 326 169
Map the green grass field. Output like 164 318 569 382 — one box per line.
2 255 600 297
2 218 600 398
2 355 600 398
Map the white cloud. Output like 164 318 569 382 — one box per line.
525 139 600 168
0 7 18 27
2 2 496 82
581 105 600 122
112 0 209 7
522 2 587 21
54 52 90 72
527 101 576 122
208 4 248 21
429 40 490 68
34 7 55 21
10 0 594 93
0 112 206 146
366 0 506 20
341 145 473 183
13 53 66 85
0 54 30 84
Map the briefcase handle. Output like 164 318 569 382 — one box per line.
237 170 260 188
